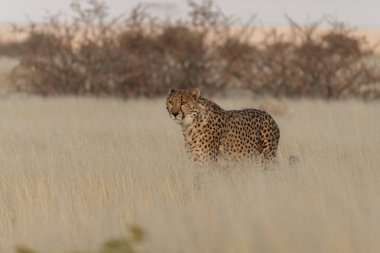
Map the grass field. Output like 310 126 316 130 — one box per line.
0 94 379 253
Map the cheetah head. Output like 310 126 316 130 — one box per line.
166 88 201 125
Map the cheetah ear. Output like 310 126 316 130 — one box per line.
168 88 175 95
191 88 201 100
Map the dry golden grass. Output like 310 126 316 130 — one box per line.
0 94 379 253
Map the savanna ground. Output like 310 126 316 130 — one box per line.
0 54 380 252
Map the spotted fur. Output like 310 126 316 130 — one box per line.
166 88 280 162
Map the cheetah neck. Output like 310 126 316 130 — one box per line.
198 97 224 113
180 108 208 157
180 97 219 129
180 97 226 156
180 105 207 133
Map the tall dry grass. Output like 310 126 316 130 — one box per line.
0 95 379 253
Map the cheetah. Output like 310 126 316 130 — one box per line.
166 88 280 163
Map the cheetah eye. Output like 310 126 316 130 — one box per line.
181 102 187 106
168 101 173 105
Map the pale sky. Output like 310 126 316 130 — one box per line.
0 0 379 28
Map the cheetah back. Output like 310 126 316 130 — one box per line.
220 109 280 161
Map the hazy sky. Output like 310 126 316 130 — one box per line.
0 0 379 28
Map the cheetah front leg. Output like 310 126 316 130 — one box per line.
189 147 218 162
187 141 219 162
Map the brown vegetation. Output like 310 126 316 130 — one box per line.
1 0 380 99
